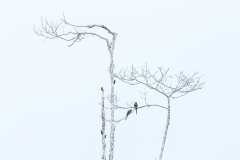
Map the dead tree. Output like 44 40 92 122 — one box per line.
34 15 117 160
113 63 205 160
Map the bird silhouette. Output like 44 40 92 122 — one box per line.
126 109 132 117
134 102 138 115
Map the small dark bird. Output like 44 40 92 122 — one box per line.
105 135 107 138
113 80 116 84
101 87 104 91
101 130 103 135
134 102 138 115
126 109 132 117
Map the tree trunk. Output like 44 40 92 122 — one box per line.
109 34 117 160
101 90 106 160
159 98 170 160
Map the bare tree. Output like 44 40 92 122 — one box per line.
34 15 117 160
113 63 205 160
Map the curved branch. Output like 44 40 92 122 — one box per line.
34 15 114 50
61 13 115 35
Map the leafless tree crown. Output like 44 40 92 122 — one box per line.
114 63 205 99
34 14 115 49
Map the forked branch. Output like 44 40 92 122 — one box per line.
114 63 205 99
113 63 205 160
34 14 115 49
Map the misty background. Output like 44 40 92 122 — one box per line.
0 0 239 160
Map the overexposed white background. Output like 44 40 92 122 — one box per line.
0 0 239 160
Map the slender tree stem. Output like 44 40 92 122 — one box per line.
109 33 117 160
159 97 170 160
101 89 106 160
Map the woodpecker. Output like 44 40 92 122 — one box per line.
101 130 103 135
113 80 116 84
101 87 104 91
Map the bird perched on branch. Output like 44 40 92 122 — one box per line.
126 109 132 120
101 87 104 91
134 102 138 115
105 135 107 139
101 130 103 135
113 80 116 84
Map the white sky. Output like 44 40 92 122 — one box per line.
0 0 239 160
